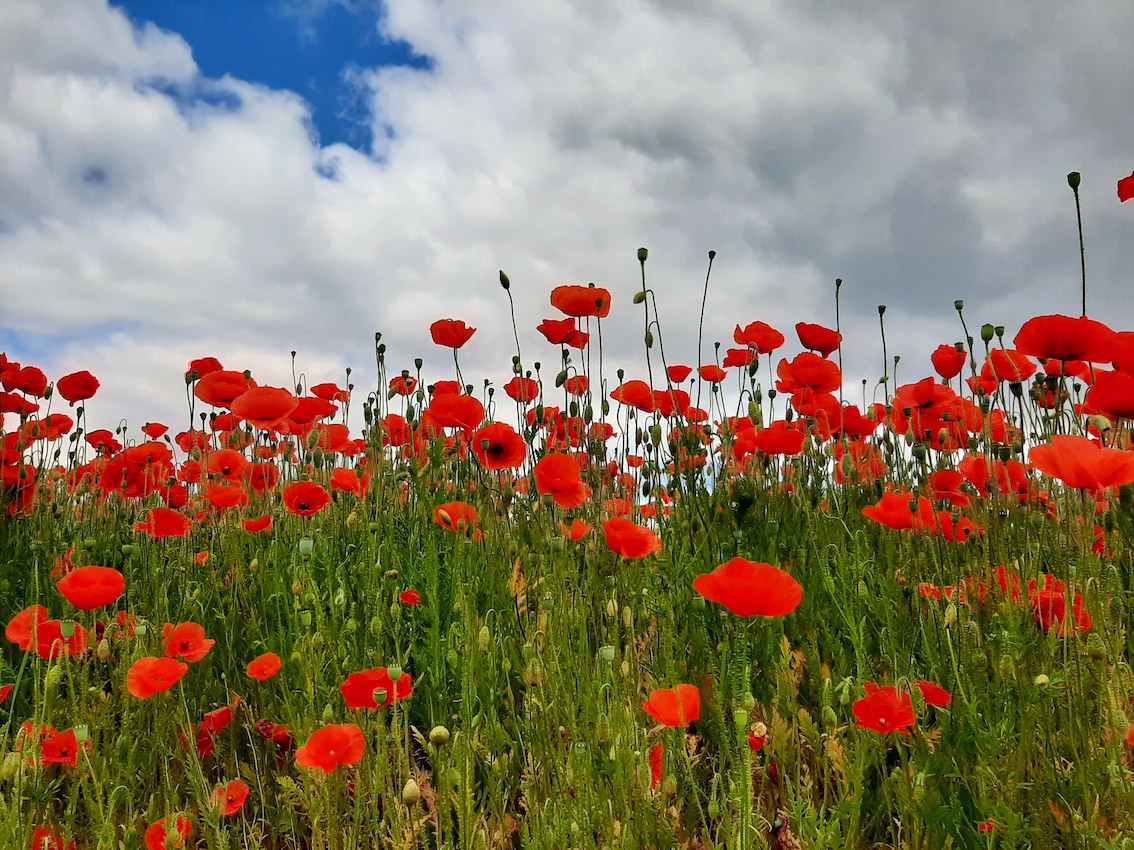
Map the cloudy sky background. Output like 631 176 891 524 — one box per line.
2 0 1133 436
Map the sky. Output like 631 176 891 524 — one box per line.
2 0 1133 438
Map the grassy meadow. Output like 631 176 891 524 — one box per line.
5 245 1134 849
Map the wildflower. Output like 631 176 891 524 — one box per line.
135 508 192 539
434 501 478 535
609 379 656 414
1029 434 1134 492
127 657 189 699
247 652 282 681
643 684 700 727
1030 575 1091 635
144 816 192 850
427 393 486 432
295 723 366 773
471 422 527 470
550 284 612 318
55 566 125 611
537 317 589 348
164 623 216 663
602 518 662 559
649 743 664 791
30 826 74 850
212 779 250 816
692 558 803 617
282 481 331 517
561 519 593 540
430 318 477 348
504 376 540 404
853 682 916 736
795 322 841 357
399 588 422 605
915 681 952 708
734 321 785 354
141 422 169 439
534 454 590 509
1120 171 1134 202
40 729 85 768
242 515 273 533
230 387 299 430
194 370 256 408
340 667 413 710
389 374 417 396
930 344 967 380
1013 314 1116 364
55 371 100 404
980 349 1036 384
861 490 917 531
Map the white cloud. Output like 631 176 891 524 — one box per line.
3 0 1133 438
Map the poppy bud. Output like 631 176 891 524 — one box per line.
1034 674 1050 687
622 606 634 631
310 633 324 652
944 603 958 629
45 664 64 690
499 270 510 290
638 247 648 262
478 625 491 652
645 330 654 348
877 305 886 316
1067 171 1081 190
707 801 720 819
97 638 112 662
446 648 459 667
822 705 838 727
390 602 401 621
402 778 421 806
429 725 451 748
633 291 647 305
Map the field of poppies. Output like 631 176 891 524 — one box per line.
6 196 1134 847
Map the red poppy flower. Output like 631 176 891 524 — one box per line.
667 365 693 383
537 317 590 348
127 657 189 699
56 566 125 611
427 393 485 432
145 816 192 850
202 482 249 511
389 374 418 396
1119 171 1134 202
135 508 192 539
1030 575 1091 635
400 588 422 605
722 348 756 368
560 519 592 540
1086 370 1134 420
434 501 478 534
862 490 917 531
602 518 662 558
930 344 967 380
55 371 100 404
649 743 664 791
1029 435 1134 492
164 622 216 663
795 322 841 357
329 467 366 497
41 728 85 768
692 558 803 617
340 667 413 710
212 780 250 817
734 321 785 354
430 319 477 348
698 365 728 383
565 375 589 396
534 454 590 509
609 379 655 413
282 481 331 517
247 652 282 681
980 349 1036 384
194 370 257 409
776 352 842 394
0 685 12 705
6 365 48 397
30 620 88 660
311 382 349 402
471 422 528 470
1013 314 1116 364
853 682 916 736
30 826 74 850
6 605 48 651
748 728 767 752
229 387 300 430
186 357 223 379
295 723 366 773
915 680 952 708
141 422 169 440
751 421 806 456
504 376 540 404
551 284 612 318
242 515 273 534
643 684 700 727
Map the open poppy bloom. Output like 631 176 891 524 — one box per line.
602 518 662 558
1028 435 1134 492
212 780 250 816
230 387 300 430
135 508 192 539
55 371 100 404
430 319 477 348
1013 314 1116 364
164 622 216 663
1118 171 1134 202
282 481 331 517
434 501 479 536
914 680 952 708
127 657 189 699
649 743 664 791
340 667 413 710
795 322 841 357
853 682 916 736
930 344 967 380
609 379 656 414
41 728 86 768
734 321 785 354
551 284 612 318
534 454 590 509
247 652 282 681
56 566 125 611
295 723 366 773
144 816 193 850
692 558 803 617
643 684 701 727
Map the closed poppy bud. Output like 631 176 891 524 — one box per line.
1034 674 1050 687
429 725 451 747
1067 171 1081 190
633 291 647 305
402 778 421 805
499 270 510 290
637 247 648 262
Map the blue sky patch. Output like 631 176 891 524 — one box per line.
114 1 431 152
